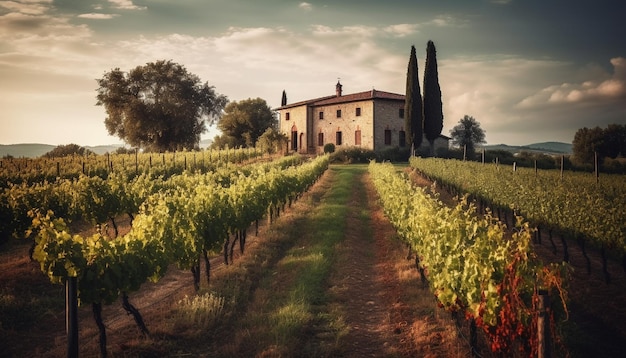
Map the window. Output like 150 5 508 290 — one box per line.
355 130 361 145
336 131 343 145
399 108 404 118
356 107 361 116
286 112 290 121
336 109 342 118
399 130 406 147
291 131 298 150
318 133 324 146
319 111 324 120
384 129 392 145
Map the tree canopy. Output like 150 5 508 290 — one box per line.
572 124 626 165
449 115 486 159
404 45 424 153
213 98 276 148
423 40 444 155
96 60 227 152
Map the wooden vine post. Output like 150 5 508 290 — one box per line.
537 290 550 358
594 151 599 185
66 277 79 358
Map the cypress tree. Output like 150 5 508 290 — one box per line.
281 90 287 106
423 40 444 156
404 45 423 154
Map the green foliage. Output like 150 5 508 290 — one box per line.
42 144 94 158
423 40 444 153
404 45 423 151
96 60 227 152
114 147 136 155
27 155 331 306
572 124 626 166
216 98 276 148
409 157 626 257
323 143 335 154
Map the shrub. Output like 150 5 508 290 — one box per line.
323 143 335 154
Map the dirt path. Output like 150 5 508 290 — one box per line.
327 166 466 357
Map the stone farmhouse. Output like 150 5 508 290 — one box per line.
276 81 449 155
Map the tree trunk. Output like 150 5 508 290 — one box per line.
92 302 107 358
121 292 150 336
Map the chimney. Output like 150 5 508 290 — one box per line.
336 80 342 97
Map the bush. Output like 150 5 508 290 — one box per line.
329 147 376 163
323 143 335 154
376 147 411 162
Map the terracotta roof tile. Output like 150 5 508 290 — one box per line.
275 89 404 110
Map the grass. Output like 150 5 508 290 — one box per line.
200 165 359 357
261 165 356 355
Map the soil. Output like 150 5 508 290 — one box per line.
326 169 466 357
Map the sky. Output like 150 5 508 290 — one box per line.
1 0 625 147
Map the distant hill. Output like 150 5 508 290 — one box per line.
200 138 213 149
84 145 126 155
0 143 125 158
0 143 56 158
1 141 214 158
483 142 572 155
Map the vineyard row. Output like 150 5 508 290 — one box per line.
368 161 567 355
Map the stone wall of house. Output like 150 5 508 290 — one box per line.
312 100 375 153
373 99 406 151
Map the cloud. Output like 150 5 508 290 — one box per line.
78 13 118 19
107 0 146 10
427 14 469 28
299 2 312 11
2 17 623 146
517 57 626 109
383 24 419 37
440 57 581 143
0 0 52 15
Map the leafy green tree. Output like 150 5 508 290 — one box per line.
96 60 227 152
43 144 94 158
423 40 444 156
404 45 423 154
572 126 605 164
572 124 626 165
214 98 276 148
449 115 486 160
